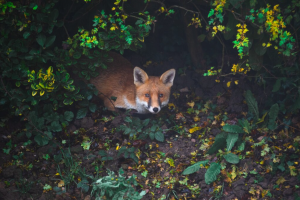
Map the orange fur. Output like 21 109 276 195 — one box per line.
90 52 176 114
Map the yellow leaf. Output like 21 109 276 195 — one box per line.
189 127 201 133
289 166 297 176
194 116 200 122
58 180 64 187
112 7 116 10
32 90 37 96
110 26 116 31
273 157 280 163
138 37 144 42
260 160 264 165
256 112 268 124
168 103 175 110
227 81 231 87
276 176 286 185
234 80 239 85
116 145 121 150
261 190 269 197
220 121 225 126
187 101 195 108
40 90 45 96
249 187 256 195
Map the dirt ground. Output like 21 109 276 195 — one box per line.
0 54 300 200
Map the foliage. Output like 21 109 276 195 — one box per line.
0 0 153 147
117 146 139 164
119 117 165 142
91 168 146 200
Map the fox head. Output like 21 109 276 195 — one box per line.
133 67 176 114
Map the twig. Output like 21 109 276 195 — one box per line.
65 1 102 23
261 64 277 78
0 75 12 98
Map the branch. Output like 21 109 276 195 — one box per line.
0 75 12 98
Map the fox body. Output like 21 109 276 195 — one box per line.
90 52 176 114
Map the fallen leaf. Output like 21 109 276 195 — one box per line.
58 180 64 187
276 176 286 185
179 87 189 92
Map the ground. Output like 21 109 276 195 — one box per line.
0 54 300 200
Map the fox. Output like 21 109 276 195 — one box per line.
90 52 176 114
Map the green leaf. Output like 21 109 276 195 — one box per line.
124 116 132 123
34 131 52 146
223 153 240 164
149 132 154 140
45 36 56 48
155 131 164 142
36 34 46 47
63 98 73 105
76 108 88 119
268 103 279 130
64 111 74 122
229 0 242 9
205 162 221 184
33 5 38 10
226 133 239 151
207 133 227 155
245 90 259 121
73 51 81 59
208 9 214 18
272 78 284 92
238 141 245 151
223 124 244 133
50 121 62 132
182 160 209 175
23 31 30 39
238 118 251 133
89 103 97 113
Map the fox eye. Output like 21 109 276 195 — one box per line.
159 94 163 98
145 94 150 97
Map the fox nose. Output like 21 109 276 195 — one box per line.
153 107 159 113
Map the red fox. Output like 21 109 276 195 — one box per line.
90 52 176 114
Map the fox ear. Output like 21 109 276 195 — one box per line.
134 67 149 86
160 69 176 87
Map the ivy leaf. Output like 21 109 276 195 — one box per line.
76 108 88 119
208 9 214 18
224 153 240 164
50 121 62 132
64 111 74 122
205 162 221 184
182 160 209 175
36 34 46 47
